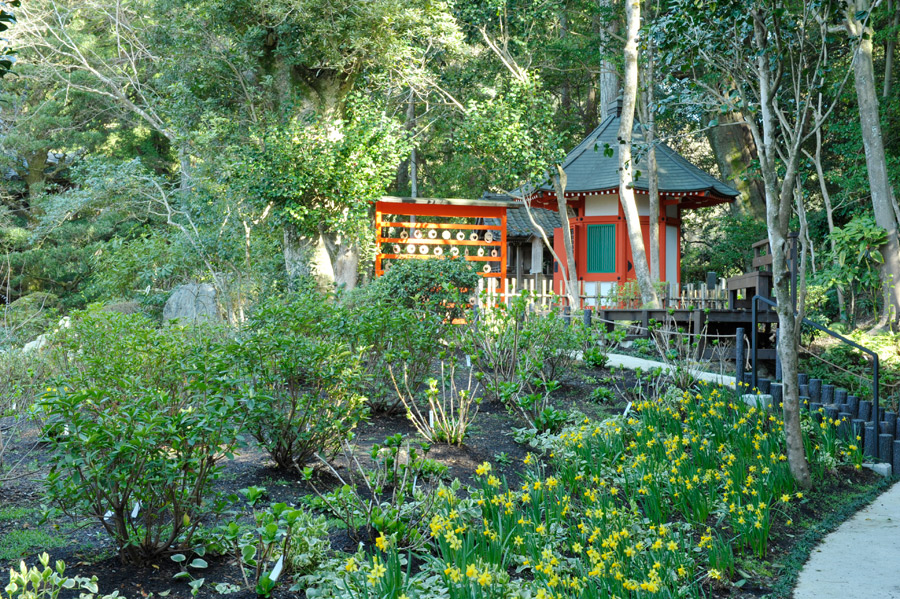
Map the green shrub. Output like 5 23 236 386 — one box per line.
0 350 56 485
38 311 243 564
232 295 367 469
338 288 446 413
372 257 479 320
459 290 581 427
583 346 610 369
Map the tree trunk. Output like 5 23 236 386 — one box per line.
283 224 359 292
805 121 848 321
706 111 767 220
551 167 580 308
23 149 49 201
618 0 659 309
643 33 660 282
752 10 811 489
599 0 620 120
885 0 898 99
846 2 900 327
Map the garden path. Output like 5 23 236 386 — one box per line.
605 353 737 388
793 480 900 599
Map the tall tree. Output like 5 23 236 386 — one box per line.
599 0 621 119
659 0 861 487
619 0 659 308
840 1 900 327
706 111 767 219
638 0 660 282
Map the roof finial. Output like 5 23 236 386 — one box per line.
606 95 623 118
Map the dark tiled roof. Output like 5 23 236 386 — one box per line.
484 206 561 241
540 113 739 197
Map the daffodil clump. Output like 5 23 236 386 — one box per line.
328 382 860 598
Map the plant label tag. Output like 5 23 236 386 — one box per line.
270 555 284 581
466 355 471 367
623 402 632 418
131 501 141 519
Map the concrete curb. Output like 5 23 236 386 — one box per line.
605 353 738 388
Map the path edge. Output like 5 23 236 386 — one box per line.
770 476 895 598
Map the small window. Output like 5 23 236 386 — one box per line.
587 224 616 273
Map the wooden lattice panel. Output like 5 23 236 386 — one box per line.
374 199 510 290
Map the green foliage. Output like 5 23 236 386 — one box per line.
819 216 888 323
305 435 446 549
213 489 330 596
371 257 479 321
339 287 448 413
85 229 201 309
681 212 769 282
232 294 367 469
583 346 610 370
38 310 244 563
460 291 582 429
2 553 122 599
455 77 567 193
238 99 408 243
589 386 615 403
392 357 483 445
801 330 900 407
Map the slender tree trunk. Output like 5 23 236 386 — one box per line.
752 11 811 489
885 0 898 99
805 119 848 321
846 2 900 327
619 0 659 309
551 167 580 308
643 34 660 282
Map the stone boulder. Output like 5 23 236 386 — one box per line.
162 284 220 324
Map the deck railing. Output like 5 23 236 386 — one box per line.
477 276 730 311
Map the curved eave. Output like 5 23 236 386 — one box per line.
537 187 736 210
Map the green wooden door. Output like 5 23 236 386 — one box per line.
587 224 616 273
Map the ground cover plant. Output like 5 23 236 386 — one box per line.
316 382 866 599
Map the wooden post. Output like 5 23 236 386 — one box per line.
515 244 523 284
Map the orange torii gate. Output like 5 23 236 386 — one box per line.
374 196 519 293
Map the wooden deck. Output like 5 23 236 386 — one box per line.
595 307 779 360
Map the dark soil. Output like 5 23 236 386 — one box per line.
0 361 886 599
